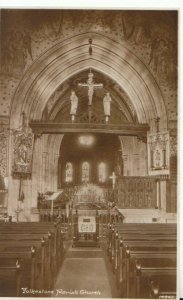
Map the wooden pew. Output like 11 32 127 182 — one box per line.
0 222 64 296
107 224 176 262
0 258 22 297
0 248 37 290
111 223 176 229
0 239 48 289
0 221 64 267
118 240 176 297
150 279 177 299
0 232 62 287
112 231 176 272
106 223 177 298
135 260 176 299
107 224 177 253
125 252 176 298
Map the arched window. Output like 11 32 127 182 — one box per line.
98 162 106 183
65 162 73 182
82 162 90 182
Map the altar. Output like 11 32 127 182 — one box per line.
72 210 99 247
78 216 96 233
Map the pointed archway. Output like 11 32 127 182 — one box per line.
8 32 168 219
10 32 167 131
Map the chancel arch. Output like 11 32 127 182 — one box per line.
6 30 172 222
10 32 167 131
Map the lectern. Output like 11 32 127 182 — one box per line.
72 210 99 247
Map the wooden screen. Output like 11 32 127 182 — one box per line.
117 177 157 209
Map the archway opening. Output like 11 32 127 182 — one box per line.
59 133 122 188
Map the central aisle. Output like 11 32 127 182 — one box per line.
54 245 112 298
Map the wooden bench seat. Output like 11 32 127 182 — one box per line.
125 254 176 298
0 259 22 297
0 231 64 277
0 239 49 289
135 260 176 299
108 224 176 259
116 249 176 295
0 222 64 263
0 250 37 288
150 279 177 299
111 233 176 270
0 222 65 296
117 241 176 293
106 223 177 298
112 223 176 228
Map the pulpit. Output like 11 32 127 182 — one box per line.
72 210 99 247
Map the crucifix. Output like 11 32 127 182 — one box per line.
109 172 117 190
78 70 103 106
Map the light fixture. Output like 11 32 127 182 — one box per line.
78 135 95 146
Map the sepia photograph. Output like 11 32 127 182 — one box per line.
0 4 180 299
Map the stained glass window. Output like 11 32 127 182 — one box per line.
98 162 106 183
65 162 73 182
82 162 90 182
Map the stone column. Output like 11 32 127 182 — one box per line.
7 131 19 219
42 152 48 192
158 178 167 222
53 154 60 190
31 135 44 207
156 179 160 209
160 179 167 212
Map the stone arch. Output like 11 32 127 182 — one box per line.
10 32 167 131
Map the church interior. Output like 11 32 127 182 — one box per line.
0 9 178 298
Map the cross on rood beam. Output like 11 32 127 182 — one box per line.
78 69 103 106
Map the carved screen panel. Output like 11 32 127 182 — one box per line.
0 131 8 177
117 177 157 209
12 130 34 176
147 131 170 176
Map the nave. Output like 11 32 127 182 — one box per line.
0 215 177 299
0 9 178 299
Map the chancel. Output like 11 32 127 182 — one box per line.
0 9 178 299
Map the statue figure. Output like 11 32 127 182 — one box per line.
70 91 78 115
103 92 112 116
17 140 27 164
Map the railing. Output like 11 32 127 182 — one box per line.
72 209 108 216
